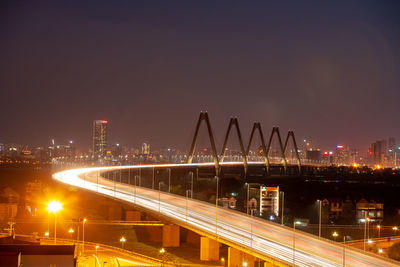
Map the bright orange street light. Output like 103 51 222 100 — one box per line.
68 228 74 241
377 225 381 238
393 226 398 236
120 236 126 249
47 201 62 213
46 201 62 244
82 218 87 255
332 231 338 242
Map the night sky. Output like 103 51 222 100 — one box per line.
1 1 399 152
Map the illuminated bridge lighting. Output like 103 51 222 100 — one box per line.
53 164 399 267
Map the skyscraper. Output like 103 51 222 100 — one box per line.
370 140 387 166
93 120 108 158
141 142 150 155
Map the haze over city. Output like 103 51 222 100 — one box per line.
1 2 400 267
1 1 400 151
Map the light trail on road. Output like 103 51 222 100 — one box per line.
53 164 400 267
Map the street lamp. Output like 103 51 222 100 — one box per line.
377 225 381 238
393 226 398 236
332 231 338 242
159 248 166 267
82 218 87 255
120 236 126 249
190 171 194 199
317 199 322 238
293 220 301 266
250 209 254 248
159 181 162 213
95 245 99 256
343 236 346 267
168 168 171 193
215 176 219 237
245 183 249 215
44 231 49 237
152 167 155 189
47 201 62 244
113 171 116 197
242 262 248 267
186 189 190 224
363 216 368 251
281 191 285 225
134 175 137 204
68 228 74 241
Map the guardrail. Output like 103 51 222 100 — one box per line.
1 233 181 266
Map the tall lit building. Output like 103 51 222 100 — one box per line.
333 145 351 165
141 142 150 155
369 140 386 166
93 120 108 158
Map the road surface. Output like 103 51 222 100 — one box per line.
54 165 400 267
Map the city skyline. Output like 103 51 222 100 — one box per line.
2 2 400 265
0 116 399 156
1 116 399 169
1 1 400 150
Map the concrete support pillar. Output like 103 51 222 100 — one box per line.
200 237 219 261
228 247 256 267
162 225 180 247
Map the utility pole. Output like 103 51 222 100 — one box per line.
318 200 322 238
343 236 346 267
246 183 250 215
190 171 194 199
215 176 219 237
152 167 155 189
281 191 284 225
168 168 171 193
363 214 367 251
250 209 254 248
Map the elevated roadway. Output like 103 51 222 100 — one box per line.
53 163 400 267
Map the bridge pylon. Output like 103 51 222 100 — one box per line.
283 131 301 174
266 127 287 174
246 122 270 173
220 118 248 175
187 112 220 175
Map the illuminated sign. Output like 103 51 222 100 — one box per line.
336 145 344 149
260 186 279 217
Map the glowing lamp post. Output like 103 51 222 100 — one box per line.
68 228 74 242
393 226 398 235
293 220 301 266
332 231 338 242
245 183 249 215
377 225 381 238
317 199 322 238
120 236 126 249
46 201 62 244
82 218 87 255
159 248 166 266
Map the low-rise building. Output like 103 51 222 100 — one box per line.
356 198 384 223
0 187 19 221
